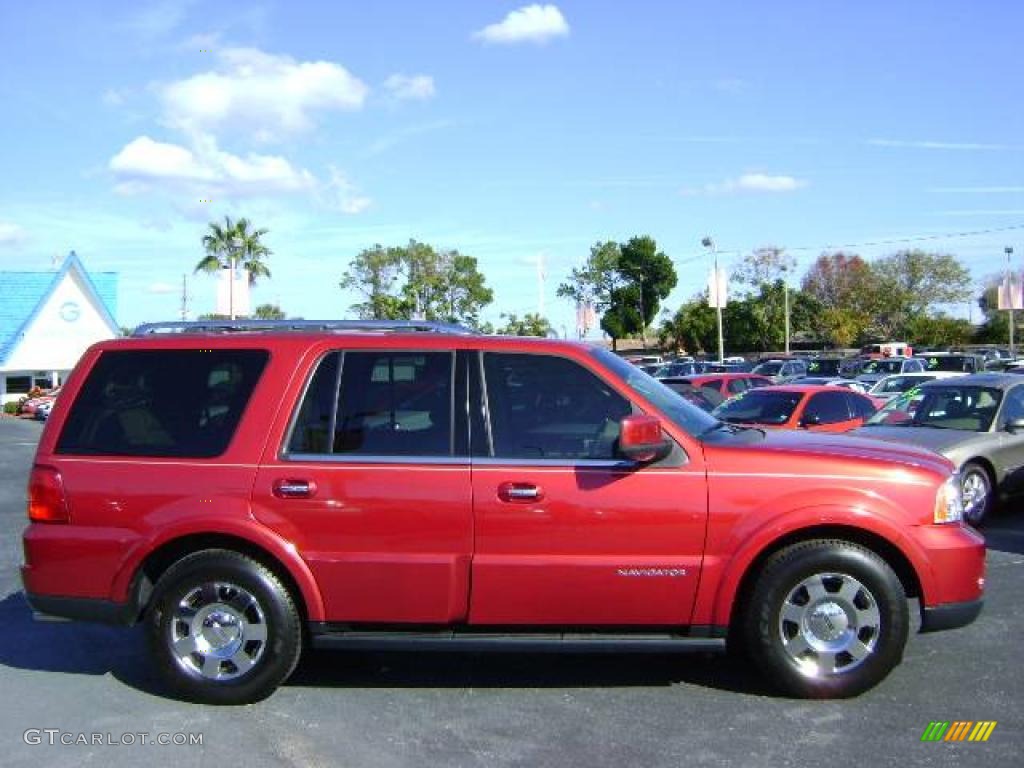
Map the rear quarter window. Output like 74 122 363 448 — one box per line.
56 349 269 457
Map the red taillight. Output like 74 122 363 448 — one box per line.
28 466 69 523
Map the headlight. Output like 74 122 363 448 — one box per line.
934 474 963 524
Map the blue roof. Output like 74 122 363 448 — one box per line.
0 252 119 364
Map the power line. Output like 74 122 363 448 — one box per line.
672 222 1024 267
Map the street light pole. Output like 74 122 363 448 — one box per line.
1007 246 1016 360
784 281 791 356
229 235 242 320
702 237 724 362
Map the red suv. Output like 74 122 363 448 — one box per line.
22 321 984 704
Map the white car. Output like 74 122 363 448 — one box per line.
868 371 965 401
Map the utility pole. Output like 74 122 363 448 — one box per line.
703 237 725 362
784 282 791 355
180 274 189 320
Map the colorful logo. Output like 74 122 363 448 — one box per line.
920 721 997 742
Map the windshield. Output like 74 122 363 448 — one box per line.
864 385 1002 432
711 389 802 425
753 361 782 375
806 359 840 376
596 348 718 436
653 362 694 377
872 375 928 394
919 355 973 372
860 359 903 374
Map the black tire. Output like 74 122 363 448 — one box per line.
146 549 302 705
742 539 908 699
960 461 994 527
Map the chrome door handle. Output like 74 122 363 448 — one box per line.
273 479 317 499
497 482 544 503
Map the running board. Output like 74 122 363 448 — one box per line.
309 628 726 654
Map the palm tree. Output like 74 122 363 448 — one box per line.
194 216 272 286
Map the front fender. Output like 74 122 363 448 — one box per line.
695 497 937 629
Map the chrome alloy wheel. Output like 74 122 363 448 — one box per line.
961 468 991 525
169 581 268 681
777 572 881 678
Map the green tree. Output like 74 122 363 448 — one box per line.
340 244 407 319
800 251 876 346
194 216 272 286
659 296 717 355
339 239 494 327
253 303 286 320
733 246 795 291
563 236 676 349
869 250 972 339
556 241 621 310
904 313 974 347
497 312 554 337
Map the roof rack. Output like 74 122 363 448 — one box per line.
131 319 476 337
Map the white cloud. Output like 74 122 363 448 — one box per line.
0 221 28 247
383 73 436 102
320 167 372 215
732 173 807 192
161 47 369 141
681 173 808 196
473 4 569 45
102 88 126 107
147 281 178 294
109 134 315 197
867 138 1010 151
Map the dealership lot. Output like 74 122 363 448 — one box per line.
0 417 1020 767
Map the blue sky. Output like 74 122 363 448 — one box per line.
1 1 1023 333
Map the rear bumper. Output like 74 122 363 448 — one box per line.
920 598 984 633
23 590 135 625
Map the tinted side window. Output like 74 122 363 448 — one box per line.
847 393 876 419
334 351 453 456
1002 385 1024 424
483 353 631 460
288 352 340 454
57 349 268 457
802 392 852 424
727 377 748 394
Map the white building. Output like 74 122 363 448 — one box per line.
0 252 119 404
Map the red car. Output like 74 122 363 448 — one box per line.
22 321 983 704
674 372 772 406
712 384 878 432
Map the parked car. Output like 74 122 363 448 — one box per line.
867 372 964 403
751 358 807 383
712 385 877 433
804 357 846 378
855 357 926 387
18 386 61 417
653 360 699 378
852 373 1024 525
657 382 718 412
915 352 983 374
673 372 772 406
22 319 983 704
800 376 872 395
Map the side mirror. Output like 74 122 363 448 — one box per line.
1005 418 1024 434
800 413 822 428
618 414 672 464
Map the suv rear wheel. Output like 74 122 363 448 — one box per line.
742 539 908 698
146 549 302 704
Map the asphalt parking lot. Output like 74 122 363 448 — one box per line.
0 416 1021 767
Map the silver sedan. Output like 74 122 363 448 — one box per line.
851 373 1024 525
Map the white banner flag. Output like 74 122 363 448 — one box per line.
707 267 728 308
998 273 1024 311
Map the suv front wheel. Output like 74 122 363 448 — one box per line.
146 549 303 704
743 540 908 698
